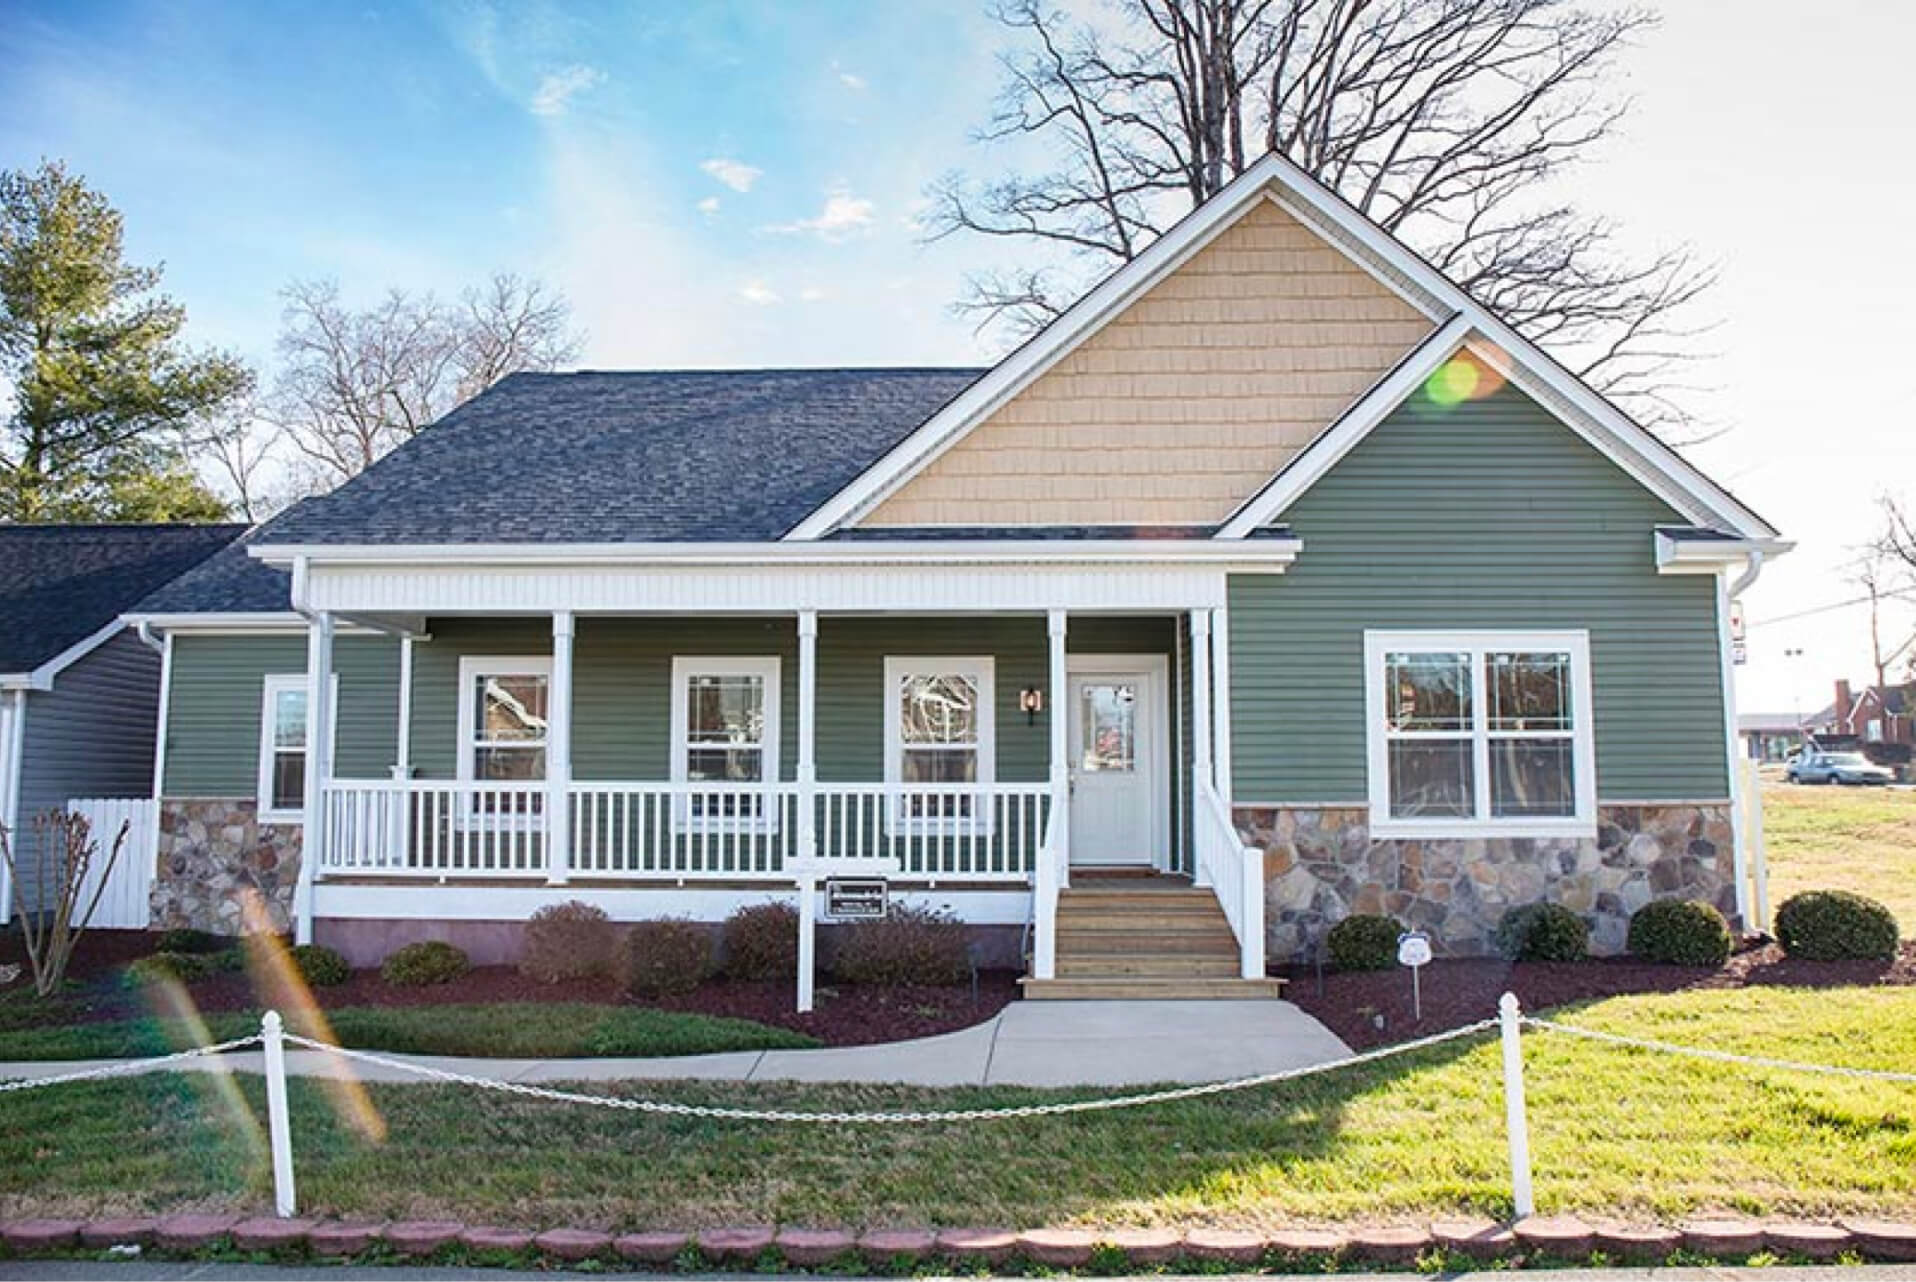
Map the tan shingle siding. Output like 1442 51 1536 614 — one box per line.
862 198 1434 528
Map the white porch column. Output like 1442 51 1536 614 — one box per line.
1047 609 1069 875
1189 609 1213 888
795 610 819 1015
390 635 414 782
0 688 23 924
1210 604 1234 805
546 612 574 885
1715 571 1752 927
296 612 335 945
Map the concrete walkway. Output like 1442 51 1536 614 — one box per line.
0 1000 1351 1090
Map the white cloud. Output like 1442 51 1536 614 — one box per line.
738 279 782 306
763 189 876 242
799 286 828 302
834 62 868 90
530 64 605 117
696 195 721 216
700 157 762 193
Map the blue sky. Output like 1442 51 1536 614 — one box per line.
6 0 1916 713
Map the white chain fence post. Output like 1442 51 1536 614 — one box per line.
1499 992 1535 1220
261 1011 297 1218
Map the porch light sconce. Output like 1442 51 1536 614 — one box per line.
1019 687 1045 725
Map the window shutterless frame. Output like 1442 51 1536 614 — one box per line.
255 672 337 825
668 655 782 832
882 655 996 834
1362 630 1597 839
454 655 553 828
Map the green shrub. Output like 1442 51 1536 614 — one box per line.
288 943 352 987
123 949 240 986
1774 890 1900 961
1326 914 1403 971
831 906 970 986
156 927 230 955
618 919 713 998
1493 902 1588 963
379 940 471 986
1628 898 1733 967
519 900 617 983
722 901 800 981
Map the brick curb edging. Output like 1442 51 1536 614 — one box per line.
4 1214 1912 1268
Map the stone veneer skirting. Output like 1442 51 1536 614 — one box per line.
1237 802 1736 962
151 799 302 935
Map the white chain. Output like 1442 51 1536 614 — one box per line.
282 1018 1499 1124
0 1034 265 1095
1523 1017 1916 1084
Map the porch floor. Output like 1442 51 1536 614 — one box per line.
0 1001 1352 1089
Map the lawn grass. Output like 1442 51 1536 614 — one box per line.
0 1002 819 1061
1763 781 1916 930
4 986 1913 1228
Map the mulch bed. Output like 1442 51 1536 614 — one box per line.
1281 938 1916 1050
0 929 1020 1048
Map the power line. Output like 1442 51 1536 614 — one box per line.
1750 589 1916 628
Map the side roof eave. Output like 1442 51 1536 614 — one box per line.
787 151 1776 544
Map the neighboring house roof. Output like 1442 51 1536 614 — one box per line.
0 523 245 675
259 368 983 546
1738 712 1806 734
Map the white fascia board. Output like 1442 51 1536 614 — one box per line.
250 538 1303 569
1217 314 1474 538
780 167 1392 541
11 619 131 692
1655 531 1796 575
124 611 382 637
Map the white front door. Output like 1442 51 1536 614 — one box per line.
1066 656 1168 867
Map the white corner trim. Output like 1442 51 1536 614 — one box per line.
1218 314 1474 537
1361 628 1598 841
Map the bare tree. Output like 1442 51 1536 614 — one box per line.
179 394 289 522
269 273 581 490
928 0 1715 434
0 811 129 999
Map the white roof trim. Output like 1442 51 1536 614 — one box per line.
783 150 1775 544
248 538 1303 569
0 619 131 692
1217 314 1474 537
1654 530 1795 575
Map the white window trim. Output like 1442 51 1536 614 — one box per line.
1362 630 1597 840
455 655 553 827
256 672 336 826
668 655 783 832
883 655 996 834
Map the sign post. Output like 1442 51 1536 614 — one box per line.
1397 929 1432 1022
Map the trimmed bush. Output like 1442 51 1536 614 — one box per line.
380 940 471 987
722 901 800 981
288 943 352 987
1493 902 1588 963
156 927 230 955
619 919 713 998
123 948 241 986
831 906 970 987
1628 898 1733 967
1774 889 1900 961
1326 914 1402 971
519 900 617 984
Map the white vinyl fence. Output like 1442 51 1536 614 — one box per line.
65 796 156 929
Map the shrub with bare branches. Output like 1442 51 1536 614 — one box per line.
0 810 130 998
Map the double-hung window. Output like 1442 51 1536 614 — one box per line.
456 656 551 816
1363 631 1595 838
884 656 995 828
256 674 314 824
669 656 781 824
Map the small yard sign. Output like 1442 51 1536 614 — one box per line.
1398 930 1433 1020
824 878 888 920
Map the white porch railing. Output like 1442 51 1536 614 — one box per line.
317 779 1051 883
1194 781 1266 979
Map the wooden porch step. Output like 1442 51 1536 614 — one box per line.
1056 952 1241 978
1056 927 1239 956
1020 976 1288 1001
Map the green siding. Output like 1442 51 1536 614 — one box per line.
164 634 400 796
1228 383 1727 804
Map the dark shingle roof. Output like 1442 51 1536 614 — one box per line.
130 523 293 615
262 368 984 546
0 524 246 670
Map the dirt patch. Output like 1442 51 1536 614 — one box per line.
1281 939 1916 1049
1 928 1019 1047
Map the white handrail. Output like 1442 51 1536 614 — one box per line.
1194 782 1265 979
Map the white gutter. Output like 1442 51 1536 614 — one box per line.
248 538 1304 568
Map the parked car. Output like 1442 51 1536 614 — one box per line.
1786 751 1895 786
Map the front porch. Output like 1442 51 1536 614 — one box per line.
290 605 1271 1001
